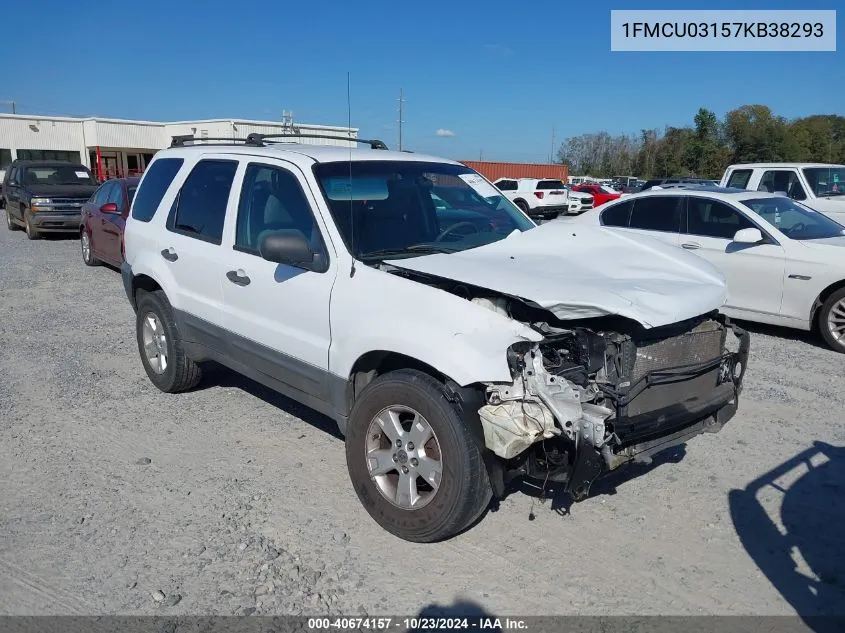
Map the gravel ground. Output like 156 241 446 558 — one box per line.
1 225 844 618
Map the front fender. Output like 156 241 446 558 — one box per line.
329 265 541 386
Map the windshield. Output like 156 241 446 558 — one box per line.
536 180 566 189
741 197 845 240
24 165 97 186
802 167 845 198
600 185 619 194
313 161 535 260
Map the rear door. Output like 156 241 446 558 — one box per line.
681 196 786 316
159 158 238 351
626 195 682 246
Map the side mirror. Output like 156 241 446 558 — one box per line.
259 230 314 267
100 202 119 214
733 227 764 244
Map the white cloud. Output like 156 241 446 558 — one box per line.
435 128 456 137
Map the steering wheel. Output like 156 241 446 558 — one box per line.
786 222 806 235
435 221 479 242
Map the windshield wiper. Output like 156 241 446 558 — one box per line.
360 244 457 260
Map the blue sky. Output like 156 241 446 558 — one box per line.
4 0 842 162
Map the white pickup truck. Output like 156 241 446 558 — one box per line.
720 163 845 223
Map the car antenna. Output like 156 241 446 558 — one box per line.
347 71 356 278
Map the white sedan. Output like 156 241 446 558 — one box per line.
566 187 845 352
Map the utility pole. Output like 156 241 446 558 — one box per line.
397 89 405 151
550 125 556 163
1 100 15 114
479 149 484 161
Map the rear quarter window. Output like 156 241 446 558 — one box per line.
726 169 753 189
600 199 632 227
131 158 184 222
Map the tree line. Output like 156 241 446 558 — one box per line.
556 105 845 179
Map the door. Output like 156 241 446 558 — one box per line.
625 195 682 247
220 160 337 401
6 167 21 219
160 158 239 352
682 196 786 316
100 181 127 263
87 181 114 257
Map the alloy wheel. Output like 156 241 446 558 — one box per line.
81 232 91 263
365 405 443 510
141 312 168 374
826 298 845 343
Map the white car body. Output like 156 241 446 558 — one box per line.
720 163 845 223
493 177 569 219
120 140 749 540
567 188 845 342
564 187 594 214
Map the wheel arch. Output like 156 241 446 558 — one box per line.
810 279 845 330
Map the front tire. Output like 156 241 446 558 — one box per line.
135 290 202 392
80 229 99 266
24 210 39 240
345 369 492 542
819 288 845 353
6 208 18 231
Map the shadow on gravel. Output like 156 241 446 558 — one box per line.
733 318 828 351
730 441 845 632
492 444 688 518
410 599 501 632
196 362 344 440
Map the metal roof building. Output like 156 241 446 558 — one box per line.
0 114 357 181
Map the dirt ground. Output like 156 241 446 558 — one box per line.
1 226 844 618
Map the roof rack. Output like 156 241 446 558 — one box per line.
170 135 257 147
244 133 388 150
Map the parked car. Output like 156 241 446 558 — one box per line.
121 134 748 542
640 177 716 191
2 160 100 239
80 177 140 267
719 163 845 224
573 183 622 207
568 187 845 352
493 177 569 220
562 185 594 214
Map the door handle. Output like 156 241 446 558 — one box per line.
681 242 701 250
160 248 178 262
226 270 251 286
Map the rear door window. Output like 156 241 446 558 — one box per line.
600 199 633 227
629 196 681 232
726 169 753 189
686 198 754 239
132 158 184 222
167 159 237 245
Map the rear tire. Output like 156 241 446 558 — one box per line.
135 290 202 392
819 288 845 353
514 199 530 214
24 210 39 240
345 369 492 542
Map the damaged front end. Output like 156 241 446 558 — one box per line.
480 312 750 501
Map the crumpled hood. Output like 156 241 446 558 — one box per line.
389 222 728 328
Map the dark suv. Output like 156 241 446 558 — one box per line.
2 160 100 239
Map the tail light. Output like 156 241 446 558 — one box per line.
534 192 545 199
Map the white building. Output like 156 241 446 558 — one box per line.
0 114 358 181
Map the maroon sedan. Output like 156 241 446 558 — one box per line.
80 177 139 267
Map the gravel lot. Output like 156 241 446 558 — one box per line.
1 225 844 619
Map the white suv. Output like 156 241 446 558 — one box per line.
121 133 749 542
493 178 569 220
